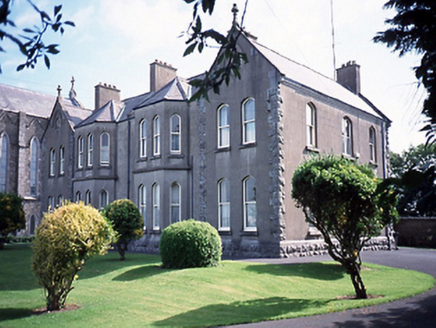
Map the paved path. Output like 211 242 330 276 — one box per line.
227 248 436 328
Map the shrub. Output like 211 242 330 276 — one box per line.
160 219 222 269
32 201 115 311
0 192 26 250
103 199 143 261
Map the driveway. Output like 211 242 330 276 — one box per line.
227 248 436 328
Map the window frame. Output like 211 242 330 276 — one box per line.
217 104 230 148
87 133 94 167
30 137 39 197
152 183 160 230
59 146 65 175
139 119 147 158
369 127 377 163
218 179 231 231
153 116 160 156
100 132 110 166
243 176 257 232
170 182 181 224
242 98 256 145
170 114 181 154
342 117 353 157
49 148 55 177
0 133 9 192
77 136 84 169
138 184 146 228
48 196 55 212
99 190 108 209
75 191 82 203
85 190 91 205
306 103 317 148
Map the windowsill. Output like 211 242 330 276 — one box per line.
239 142 257 149
59 173 65 177
215 146 231 153
87 166 93 169
218 229 232 236
49 175 55 178
150 229 161 234
169 153 184 159
77 167 83 171
342 153 356 161
137 157 147 163
239 230 258 236
99 163 110 167
305 145 320 153
151 155 161 160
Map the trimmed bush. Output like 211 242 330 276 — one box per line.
160 219 222 269
103 199 143 261
0 192 25 249
32 201 115 311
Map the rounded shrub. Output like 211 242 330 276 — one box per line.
160 219 222 269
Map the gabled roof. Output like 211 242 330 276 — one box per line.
77 100 124 127
244 35 387 120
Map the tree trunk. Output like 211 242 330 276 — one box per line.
347 262 368 299
117 243 126 261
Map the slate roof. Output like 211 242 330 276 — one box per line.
77 100 124 127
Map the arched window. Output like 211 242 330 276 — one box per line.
217 104 230 148
152 183 160 229
30 137 39 197
30 215 36 235
75 191 82 203
48 196 55 212
77 136 84 168
58 194 64 206
218 179 230 230
369 127 376 163
59 146 65 175
87 134 94 167
243 176 257 231
138 184 146 228
306 103 317 147
85 190 91 205
100 133 110 165
99 190 108 209
342 117 353 156
49 148 56 176
0 133 9 192
170 182 181 224
242 98 256 144
153 116 160 156
170 114 181 153
139 120 147 158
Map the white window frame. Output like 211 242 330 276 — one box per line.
342 117 353 156
99 190 108 209
170 114 181 154
75 191 82 203
77 136 84 168
243 176 257 231
242 98 256 145
218 179 230 231
138 184 146 228
153 116 160 156
369 127 376 163
85 190 91 205
58 194 64 206
48 196 55 212
152 183 160 229
87 134 93 167
306 103 317 147
0 133 9 192
140 120 147 158
218 104 230 148
170 182 181 224
59 146 65 175
30 137 39 197
49 148 55 177
100 132 110 166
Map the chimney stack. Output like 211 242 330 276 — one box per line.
336 61 361 94
150 60 177 92
94 83 120 110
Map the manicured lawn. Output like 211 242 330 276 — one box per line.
0 245 433 327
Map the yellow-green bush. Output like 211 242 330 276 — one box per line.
32 201 115 311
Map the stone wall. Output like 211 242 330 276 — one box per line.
395 217 436 248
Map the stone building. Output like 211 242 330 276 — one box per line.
0 30 390 257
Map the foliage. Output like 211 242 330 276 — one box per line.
292 155 398 299
32 201 115 311
102 199 143 261
374 1 436 144
160 219 222 269
389 144 436 216
0 1 74 72
183 0 249 101
0 192 25 249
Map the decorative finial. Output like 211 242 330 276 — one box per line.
71 76 75 88
232 3 239 25
57 85 62 97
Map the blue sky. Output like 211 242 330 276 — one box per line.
0 0 426 153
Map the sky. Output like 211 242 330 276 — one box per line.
0 0 427 153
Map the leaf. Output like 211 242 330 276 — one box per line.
46 45 60 54
54 5 62 16
64 21 75 27
16 64 25 71
183 43 197 57
22 28 35 33
44 55 50 69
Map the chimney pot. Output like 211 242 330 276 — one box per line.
149 60 177 92
336 61 361 94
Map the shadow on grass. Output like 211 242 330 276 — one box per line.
245 262 346 281
0 308 32 322
112 264 166 281
153 296 328 327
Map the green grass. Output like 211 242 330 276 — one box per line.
0 245 433 327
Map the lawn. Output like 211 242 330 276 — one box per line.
0 245 433 327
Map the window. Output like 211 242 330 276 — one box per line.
100 133 110 165
49 148 55 176
152 183 160 229
59 146 65 175
99 190 108 209
75 191 82 202
342 117 353 156
88 134 93 167
218 179 230 230
369 127 376 163
138 184 146 228
58 195 64 206
243 176 257 231
48 196 55 212
242 98 256 144
30 137 39 197
306 103 317 147
140 120 147 158
170 115 181 153
0 133 9 192
30 215 36 235
218 104 230 148
85 190 91 205
170 182 181 224
153 116 160 156
77 136 84 168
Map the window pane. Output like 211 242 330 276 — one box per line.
171 184 180 203
246 203 257 228
220 203 230 228
0 134 7 191
219 127 229 147
219 180 229 202
244 99 255 121
172 135 180 152
220 105 229 126
171 206 180 224
171 115 180 133
245 122 255 143
246 178 256 201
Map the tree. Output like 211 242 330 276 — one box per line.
32 201 115 311
0 192 25 249
291 155 398 299
0 0 74 72
374 1 436 144
102 199 143 261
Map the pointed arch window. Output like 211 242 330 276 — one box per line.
170 182 181 224
140 120 147 158
138 184 146 228
242 98 256 144
77 136 84 168
218 179 230 230
48 196 55 212
87 134 93 167
49 148 55 177
243 176 257 231
85 190 91 206
75 191 82 203
58 195 64 206
218 104 230 148
30 137 39 197
170 115 181 153
369 127 377 163
152 183 160 229
59 146 65 175
100 132 110 165
0 133 9 192
153 116 160 156
342 117 353 156
306 103 317 147
99 190 108 209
